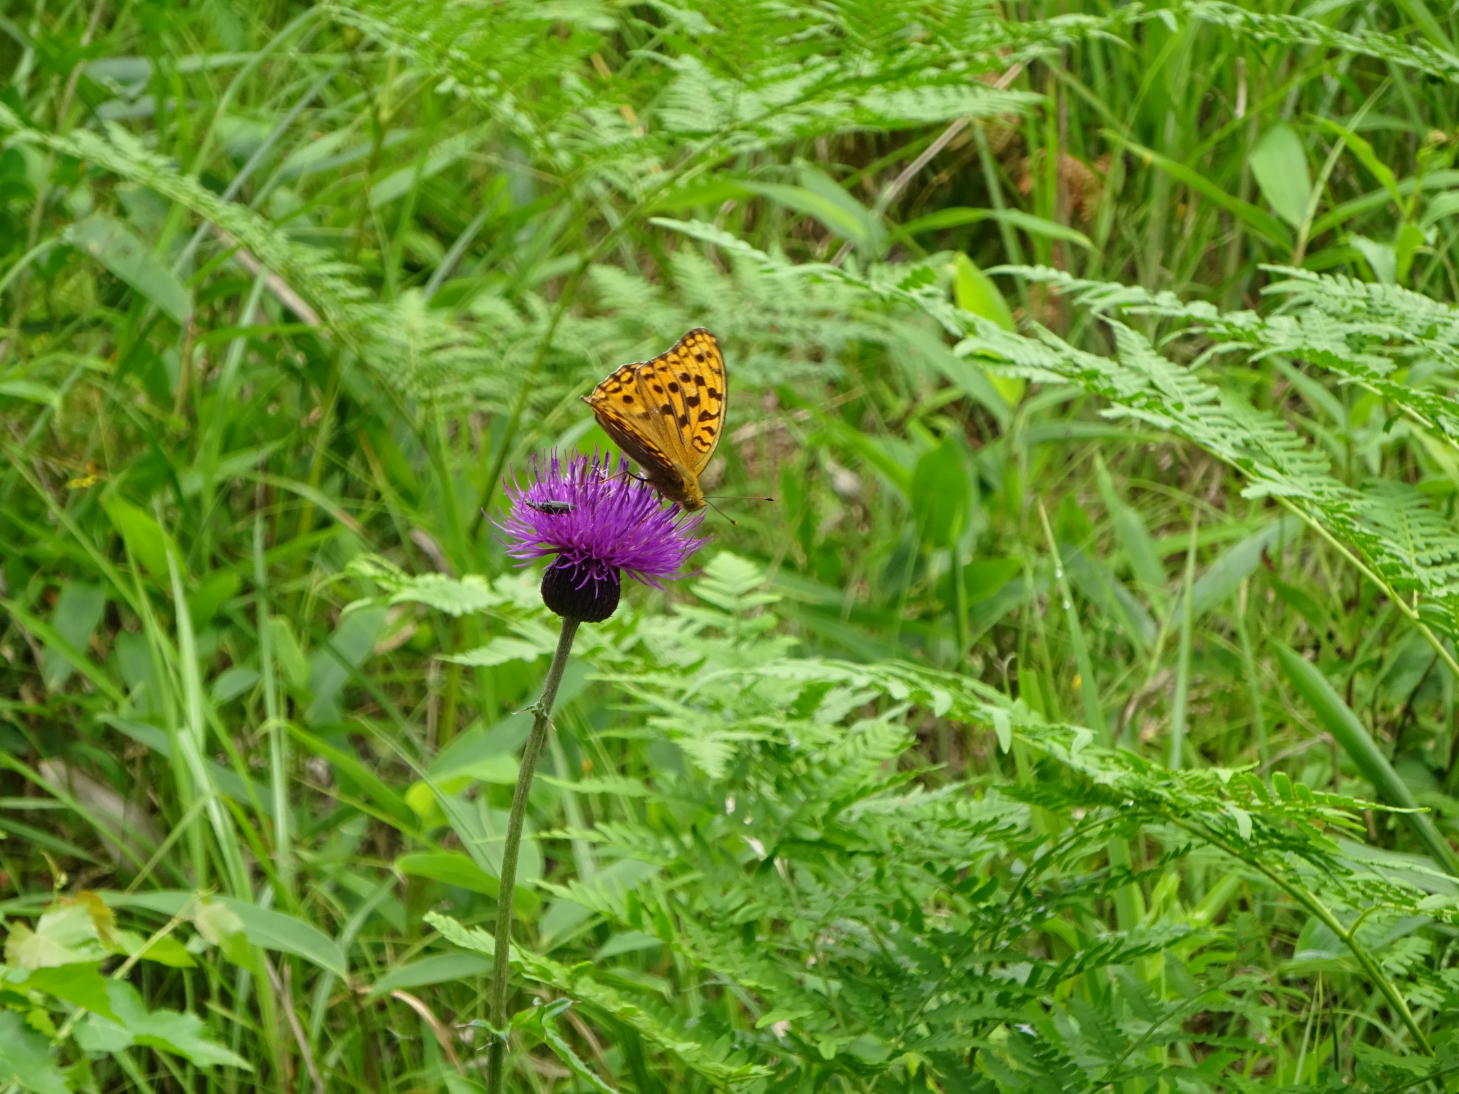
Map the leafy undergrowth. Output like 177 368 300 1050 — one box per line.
6 1 1459 1091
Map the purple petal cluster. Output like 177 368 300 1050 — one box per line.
497 452 708 620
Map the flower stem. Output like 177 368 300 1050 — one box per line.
485 615 581 1093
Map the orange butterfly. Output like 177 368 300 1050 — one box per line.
582 328 727 511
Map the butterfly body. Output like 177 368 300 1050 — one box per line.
582 328 726 511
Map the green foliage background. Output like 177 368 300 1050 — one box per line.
5 1 1459 1090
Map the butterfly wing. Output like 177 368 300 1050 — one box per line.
584 328 727 508
627 328 726 476
588 391 691 504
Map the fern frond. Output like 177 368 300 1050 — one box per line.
1188 2 1459 79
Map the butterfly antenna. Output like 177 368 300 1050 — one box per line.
704 494 776 524
705 497 737 526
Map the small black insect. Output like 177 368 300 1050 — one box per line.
525 498 575 515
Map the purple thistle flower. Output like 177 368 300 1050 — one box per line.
497 451 709 622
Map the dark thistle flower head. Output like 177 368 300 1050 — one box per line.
497 451 708 622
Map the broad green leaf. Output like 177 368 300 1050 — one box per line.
367 951 493 996
0 1011 67 1094
395 850 499 895
961 557 1020 603
100 497 175 578
5 903 110 968
988 706 1012 752
100 980 251 1069
741 164 883 253
0 380 61 405
901 206 1093 249
64 214 191 324
1394 220 1425 284
210 665 260 704
1190 516 1302 617
952 254 1015 331
404 780 446 827
1349 233 1396 283
192 896 254 969
42 581 106 689
425 753 519 786
953 253 1023 407
742 179 866 240
911 439 970 549
102 498 180 583
305 606 386 725
1419 189 1459 228
428 800 542 901
15 963 114 1016
117 929 195 968
1250 123 1312 228
796 161 884 252
74 1013 134 1054
265 614 310 692
189 568 240 628
219 898 347 978
647 177 753 211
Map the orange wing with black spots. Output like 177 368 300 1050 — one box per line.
582 328 727 511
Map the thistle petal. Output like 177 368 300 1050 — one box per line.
496 451 708 619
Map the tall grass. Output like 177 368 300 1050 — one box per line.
4 2 1459 1090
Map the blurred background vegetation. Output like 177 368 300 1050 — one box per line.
5 1 1459 1091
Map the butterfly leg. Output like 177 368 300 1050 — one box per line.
597 468 652 486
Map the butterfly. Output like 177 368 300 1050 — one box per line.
582 327 726 511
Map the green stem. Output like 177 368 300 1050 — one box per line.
486 615 581 1094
